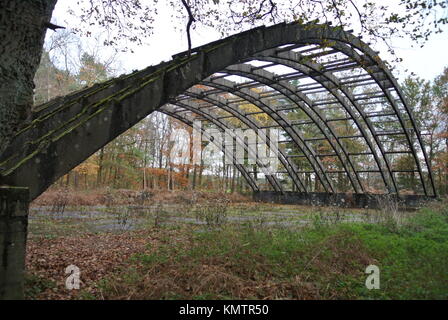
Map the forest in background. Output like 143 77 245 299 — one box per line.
33 30 448 196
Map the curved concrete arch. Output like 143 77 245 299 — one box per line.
252 50 397 193
162 101 283 192
158 107 261 191
200 77 335 193
0 22 435 200
182 88 311 191
329 41 433 195
223 64 364 193
292 37 435 195
174 90 307 192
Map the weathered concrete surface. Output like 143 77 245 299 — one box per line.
0 187 29 300
253 191 435 209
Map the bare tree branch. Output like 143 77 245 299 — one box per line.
44 22 66 31
229 0 278 25
181 0 196 56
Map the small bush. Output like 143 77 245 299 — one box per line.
151 202 169 228
194 198 230 228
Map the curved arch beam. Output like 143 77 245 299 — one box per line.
179 88 308 192
253 50 397 193
164 102 283 192
0 22 434 199
201 77 335 193
223 64 363 193
294 36 435 195
158 108 260 191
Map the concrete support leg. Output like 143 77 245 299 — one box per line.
0 187 29 300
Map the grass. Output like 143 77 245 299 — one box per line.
24 274 57 299
91 202 448 300
25 198 448 300
352 207 448 299
28 218 89 239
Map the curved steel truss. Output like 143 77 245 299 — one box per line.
0 22 436 200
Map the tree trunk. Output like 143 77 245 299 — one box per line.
198 149 204 189
231 165 235 193
0 0 57 154
97 147 105 187
143 139 148 189
192 165 197 190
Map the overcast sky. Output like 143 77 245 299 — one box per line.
50 0 448 82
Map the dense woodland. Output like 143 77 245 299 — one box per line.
33 30 448 196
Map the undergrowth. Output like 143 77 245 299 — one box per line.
92 200 448 300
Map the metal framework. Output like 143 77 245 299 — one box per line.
0 22 436 200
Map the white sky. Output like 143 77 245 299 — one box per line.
50 0 448 82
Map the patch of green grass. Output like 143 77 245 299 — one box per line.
343 209 448 299
93 204 448 299
28 215 93 238
78 291 97 300
24 274 56 299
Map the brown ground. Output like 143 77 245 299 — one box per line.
25 228 187 299
32 188 250 207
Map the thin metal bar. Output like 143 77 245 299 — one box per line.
384 151 412 154
304 137 327 141
326 117 353 122
338 135 364 139
316 154 338 157
365 112 396 118
286 155 307 158
375 131 405 136
348 152 372 156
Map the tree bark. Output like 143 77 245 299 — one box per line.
231 165 235 193
0 0 57 154
97 147 105 187
192 164 197 190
